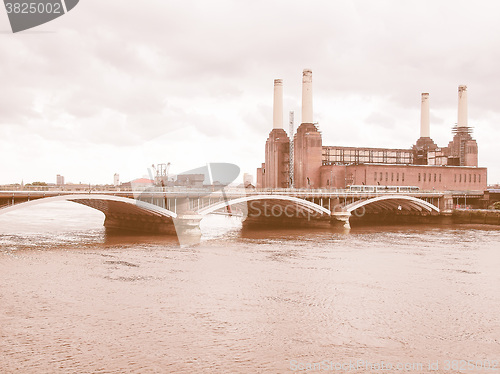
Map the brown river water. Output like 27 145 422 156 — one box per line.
0 201 499 373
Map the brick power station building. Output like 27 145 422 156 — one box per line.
256 70 487 192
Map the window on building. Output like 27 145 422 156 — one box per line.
464 174 466 183
469 174 471 183
434 174 436 182
429 173 431 182
397 173 399 182
385 172 388 181
374 172 377 181
391 173 394 182
459 174 462 182
474 174 476 183
380 172 382 180
439 174 442 182
455 174 457 183
419 173 421 182
402 173 405 182
479 174 481 183
424 173 426 182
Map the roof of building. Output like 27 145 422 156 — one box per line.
131 178 154 184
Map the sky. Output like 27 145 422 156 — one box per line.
1 0 499 185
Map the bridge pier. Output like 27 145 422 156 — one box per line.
103 212 203 245
332 211 351 229
329 197 341 213
170 197 203 245
439 194 454 212
103 214 177 235
173 214 203 246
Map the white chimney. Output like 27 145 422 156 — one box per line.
458 85 468 127
273 79 283 129
301 69 313 124
420 93 430 138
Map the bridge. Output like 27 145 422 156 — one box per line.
0 188 483 240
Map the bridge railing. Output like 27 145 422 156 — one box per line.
252 188 485 195
251 188 445 196
0 186 486 197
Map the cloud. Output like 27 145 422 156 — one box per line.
0 0 499 184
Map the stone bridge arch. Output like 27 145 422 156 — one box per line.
198 194 331 218
0 194 178 234
345 195 440 214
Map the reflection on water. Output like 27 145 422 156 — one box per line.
0 203 499 373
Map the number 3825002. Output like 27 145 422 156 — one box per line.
5 2 62 14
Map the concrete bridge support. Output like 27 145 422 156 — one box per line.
329 197 342 213
173 214 202 245
439 194 454 212
69 197 179 235
103 214 177 235
331 212 352 229
169 197 203 245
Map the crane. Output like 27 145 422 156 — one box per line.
151 162 171 186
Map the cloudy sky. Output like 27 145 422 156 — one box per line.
1 0 499 185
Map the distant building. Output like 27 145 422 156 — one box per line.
175 174 205 188
120 178 154 190
113 173 120 186
56 174 65 186
243 173 253 187
258 70 487 191
131 178 154 186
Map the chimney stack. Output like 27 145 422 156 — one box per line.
458 85 468 127
301 69 313 124
273 79 283 129
420 93 430 138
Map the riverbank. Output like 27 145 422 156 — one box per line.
452 209 500 225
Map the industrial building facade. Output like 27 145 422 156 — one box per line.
257 70 487 191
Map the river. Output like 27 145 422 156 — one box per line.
0 201 499 373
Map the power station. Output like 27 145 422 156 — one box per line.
256 70 487 191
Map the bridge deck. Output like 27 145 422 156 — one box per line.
0 188 482 199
